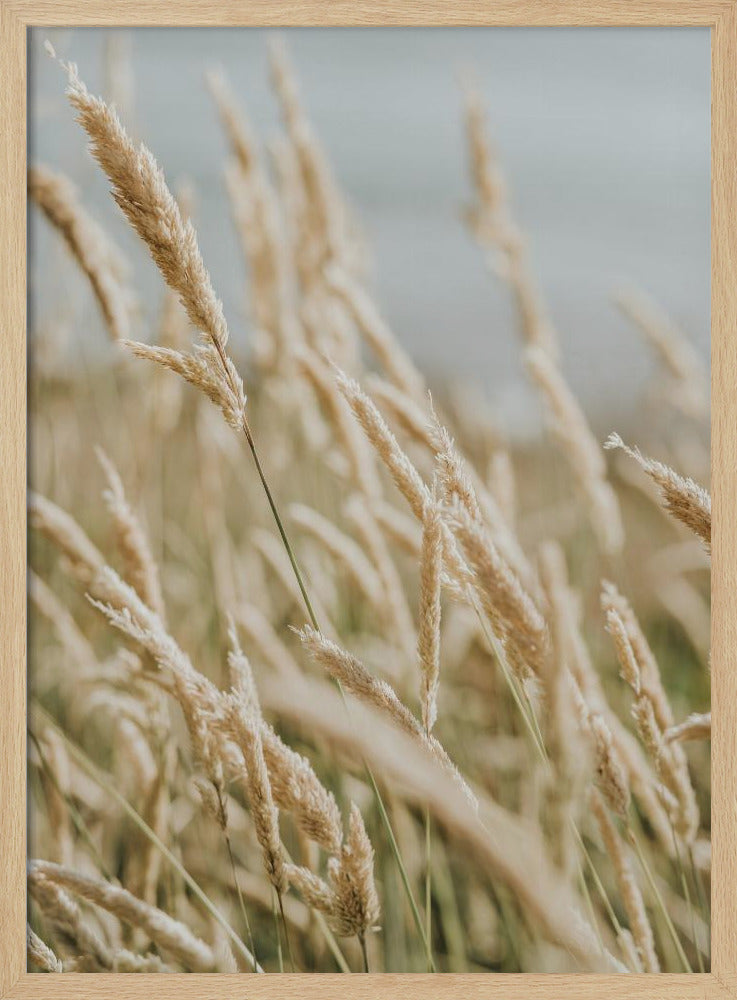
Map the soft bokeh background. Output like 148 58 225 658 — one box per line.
29 26 710 433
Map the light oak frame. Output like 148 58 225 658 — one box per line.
1 2 734 996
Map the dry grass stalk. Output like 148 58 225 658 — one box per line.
289 503 384 609
334 367 471 598
448 502 548 682
223 698 287 894
29 860 216 971
537 540 586 873
29 491 105 586
615 289 708 419
28 163 133 342
296 346 382 499
260 670 622 971
29 868 113 971
417 499 443 733
27 925 63 973
605 434 711 551
605 607 699 843
589 790 660 973
326 267 425 401
666 712 711 744
463 83 557 358
297 625 471 800
58 55 247 432
96 448 166 620
526 346 624 556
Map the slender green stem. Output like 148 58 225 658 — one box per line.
670 826 704 972
236 410 432 968
217 788 259 973
272 890 284 972
277 889 295 971
359 933 370 973
628 826 692 972
424 803 432 959
35 705 262 972
364 763 436 971
28 728 113 881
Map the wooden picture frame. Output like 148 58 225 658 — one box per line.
1 2 733 996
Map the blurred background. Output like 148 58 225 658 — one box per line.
28 26 710 435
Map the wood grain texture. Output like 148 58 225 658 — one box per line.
710 1 737 991
4 0 734 26
0 3 27 999
2 973 733 998
2 1 733 997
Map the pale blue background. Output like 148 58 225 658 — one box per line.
28 27 710 433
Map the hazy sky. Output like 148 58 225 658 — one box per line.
29 27 710 433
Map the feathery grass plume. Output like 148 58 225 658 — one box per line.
58 56 247 431
418 498 443 734
29 568 96 673
365 374 435 450
600 581 675 735
261 671 623 971
296 346 382 499
28 163 133 342
209 69 295 359
605 606 699 843
615 288 708 419
537 540 587 873
447 501 548 682
329 804 380 941
605 434 711 551
428 407 536 596
550 575 669 842
334 366 471 598
27 925 63 973
223 697 287 895
284 863 337 915
589 790 660 973
666 712 711 744
29 491 105 586
96 448 165 620
29 860 216 971
289 503 384 609
334 365 430 523
601 579 700 833
228 618 343 855
260 724 344 856
29 867 113 971
296 625 472 801
326 267 425 401
526 346 624 556
462 81 557 358
269 39 352 286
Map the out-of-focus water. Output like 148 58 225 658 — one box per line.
28 27 709 435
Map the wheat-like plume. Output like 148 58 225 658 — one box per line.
96 448 166 620
666 712 711 744
417 499 443 733
57 56 248 431
605 433 711 551
29 860 216 971
589 790 660 973
28 163 133 342
27 925 63 973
